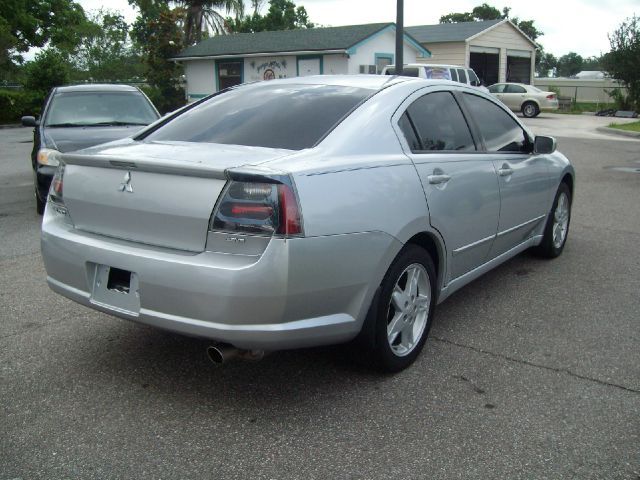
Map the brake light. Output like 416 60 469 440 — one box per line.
547 94 556 100
49 163 65 205
211 179 303 236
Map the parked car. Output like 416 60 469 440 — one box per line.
22 84 160 214
41 75 574 372
488 83 559 118
382 63 489 92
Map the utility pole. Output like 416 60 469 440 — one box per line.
395 0 404 75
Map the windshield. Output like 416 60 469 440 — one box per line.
45 91 159 127
141 83 374 150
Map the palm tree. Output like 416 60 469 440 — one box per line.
176 0 245 46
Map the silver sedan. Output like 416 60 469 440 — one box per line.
41 75 574 372
488 82 560 117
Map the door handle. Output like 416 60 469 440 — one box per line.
427 174 451 185
498 165 513 177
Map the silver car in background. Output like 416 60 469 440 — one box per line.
488 82 560 117
41 75 574 372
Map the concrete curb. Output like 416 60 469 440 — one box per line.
0 124 23 129
596 126 640 139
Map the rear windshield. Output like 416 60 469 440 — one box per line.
45 91 158 127
424 67 451 80
142 84 374 150
384 67 420 77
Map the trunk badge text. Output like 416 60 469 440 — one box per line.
118 171 134 193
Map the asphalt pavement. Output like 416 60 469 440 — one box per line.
1 124 639 479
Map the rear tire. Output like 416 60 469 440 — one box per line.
522 102 539 118
358 245 437 373
533 182 571 258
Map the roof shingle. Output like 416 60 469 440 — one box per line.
175 23 393 58
406 19 503 43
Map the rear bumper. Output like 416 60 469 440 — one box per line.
41 208 400 350
541 100 559 111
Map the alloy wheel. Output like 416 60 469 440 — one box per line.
552 192 570 249
386 263 431 357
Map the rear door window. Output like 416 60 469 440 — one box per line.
423 67 451 80
468 70 480 86
450 69 458 82
403 91 476 152
462 93 529 153
143 84 373 150
457 69 468 84
505 84 527 93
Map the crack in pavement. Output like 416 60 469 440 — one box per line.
433 336 640 395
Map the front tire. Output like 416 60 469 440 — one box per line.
361 245 437 372
534 182 572 258
522 102 539 118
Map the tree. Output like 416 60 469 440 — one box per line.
131 1 185 112
439 4 542 41
536 50 557 77
1 0 88 68
556 52 583 77
228 0 313 33
440 3 503 23
603 15 640 109
510 18 542 42
74 10 144 82
173 0 244 46
21 48 72 94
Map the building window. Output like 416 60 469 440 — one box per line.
218 61 243 90
375 54 394 74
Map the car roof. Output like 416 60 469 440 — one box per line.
54 84 141 93
239 74 411 91
386 63 468 69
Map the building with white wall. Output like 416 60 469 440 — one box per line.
406 19 537 85
172 23 430 101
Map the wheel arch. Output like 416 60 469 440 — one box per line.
522 99 540 110
561 171 574 197
404 230 447 298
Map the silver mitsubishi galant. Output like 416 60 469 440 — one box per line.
41 75 574 372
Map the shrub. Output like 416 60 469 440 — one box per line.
0 89 45 124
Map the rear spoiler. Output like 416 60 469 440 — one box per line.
60 152 228 180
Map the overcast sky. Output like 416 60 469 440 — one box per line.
78 0 638 58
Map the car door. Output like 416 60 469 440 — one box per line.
396 89 500 281
503 84 527 110
461 92 550 258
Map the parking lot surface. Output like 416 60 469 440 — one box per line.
1 124 639 479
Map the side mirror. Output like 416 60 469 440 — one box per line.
21 116 37 127
534 135 556 154
470 79 479 87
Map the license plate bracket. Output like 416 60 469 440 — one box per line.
89 264 140 316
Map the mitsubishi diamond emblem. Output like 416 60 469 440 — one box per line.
118 171 133 193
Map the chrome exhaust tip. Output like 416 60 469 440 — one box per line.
207 344 265 365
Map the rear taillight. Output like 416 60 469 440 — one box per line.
48 163 68 215
210 179 303 236
547 94 556 100
49 163 65 205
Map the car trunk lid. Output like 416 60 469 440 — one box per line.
60 141 293 252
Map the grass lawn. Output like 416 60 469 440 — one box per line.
608 121 640 132
555 102 615 114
